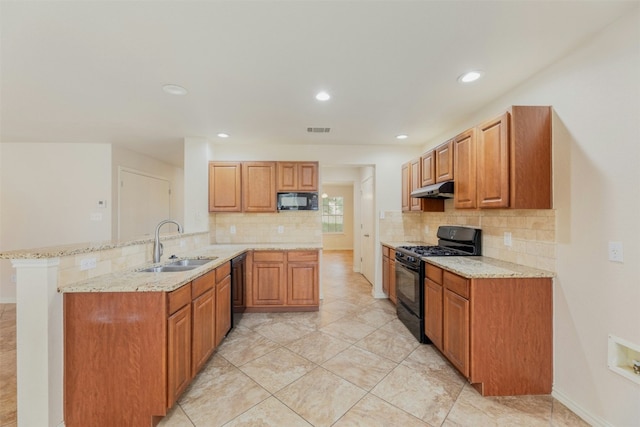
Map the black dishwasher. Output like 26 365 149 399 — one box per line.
231 253 247 327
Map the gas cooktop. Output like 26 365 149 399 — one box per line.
395 226 482 260
396 245 471 257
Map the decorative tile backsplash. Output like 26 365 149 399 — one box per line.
210 211 322 244
380 200 556 272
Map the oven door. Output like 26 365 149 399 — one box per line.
395 260 421 317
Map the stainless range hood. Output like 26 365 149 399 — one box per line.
410 180 454 199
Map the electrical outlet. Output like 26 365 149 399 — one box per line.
230 225 236 234
80 258 97 270
277 225 284 234
379 211 385 219
11 274 16 283
504 232 513 247
608 241 624 263
180 240 186 248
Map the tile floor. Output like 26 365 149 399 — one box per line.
0 251 589 426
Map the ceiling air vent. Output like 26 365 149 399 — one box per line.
307 127 331 133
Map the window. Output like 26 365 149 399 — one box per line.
322 196 344 233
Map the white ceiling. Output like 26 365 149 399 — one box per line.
1 1 635 167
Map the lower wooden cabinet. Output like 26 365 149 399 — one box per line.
382 245 397 304
64 262 234 427
247 250 319 311
423 262 552 396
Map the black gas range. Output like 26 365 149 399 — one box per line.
395 226 481 343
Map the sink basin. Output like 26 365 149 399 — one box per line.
167 258 216 267
139 265 198 273
137 258 217 273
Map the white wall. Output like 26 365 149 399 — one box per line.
0 143 112 301
420 9 640 426
183 137 211 234
111 145 185 239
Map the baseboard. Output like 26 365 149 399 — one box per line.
373 291 388 299
552 387 613 427
0 297 16 304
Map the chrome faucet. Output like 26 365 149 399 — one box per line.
153 220 184 263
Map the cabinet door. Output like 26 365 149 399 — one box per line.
242 162 277 212
167 304 192 408
401 162 410 212
424 279 443 350
420 151 436 187
209 162 242 212
232 258 245 309
191 288 215 376
409 158 422 211
382 254 390 296
277 162 297 191
216 274 232 347
389 257 397 304
443 289 470 377
435 139 454 183
477 113 510 208
252 260 286 305
287 262 319 305
454 128 477 209
298 162 318 191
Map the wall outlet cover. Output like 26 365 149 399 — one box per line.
608 241 623 263
80 258 97 271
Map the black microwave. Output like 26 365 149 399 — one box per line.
277 192 319 211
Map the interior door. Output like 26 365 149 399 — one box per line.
119 169 172 240
360 175 375 285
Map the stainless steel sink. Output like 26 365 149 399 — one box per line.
138 258 217 273
167 258 216 267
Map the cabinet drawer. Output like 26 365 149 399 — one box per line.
192 270 215 299
425 264 443 284
254 251 285 262
287 250 318 262
215 261 231 282
168 283 192 315
443 271 469 299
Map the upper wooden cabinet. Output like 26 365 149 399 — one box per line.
435 139 454 183
410 158 422 211
242 162 277 212
277 162 318 192
401 162 410 211
209 162 242 212
455 106 551 210
401 159 445 212
420 151 436 187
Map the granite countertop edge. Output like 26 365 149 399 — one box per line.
59 243 323 294
381 241 554 279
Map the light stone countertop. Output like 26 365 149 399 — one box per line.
59 243 322 293
381 241 553 279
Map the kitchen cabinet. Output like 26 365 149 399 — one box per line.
423 262 552 396
208 162 242 212
420 151 436 187
215 262 232 347
455 106 552 209
435 139 454 183
401 160 445 213
277 161 319 191
64 263 235 426
287 251 319 305
242 161 277 212
247 249 320 311
382 245 397 304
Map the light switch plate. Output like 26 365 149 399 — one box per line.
80 258 97 270
504 232 513 247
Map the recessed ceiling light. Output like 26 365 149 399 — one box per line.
162 84 188 95
396 134 408 140
457 71 483 83
217 133 229 138
315 91 331 101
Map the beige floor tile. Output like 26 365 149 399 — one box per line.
319 316 377 343
222 396 312 427
239 347 316 394
402 345 467 387
333 394 430 427
215 326 281 367
252 320 315 345
286 331 351 364
179 355 271 426
157 404 194 427
551 400 591 427
275 367 367 427
319 300 363 316
445 384 552 427
379 317 419 339
235 313 277 330
371 363 461 426
351 305 397 328
355 327 420 363
322 345 397 391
